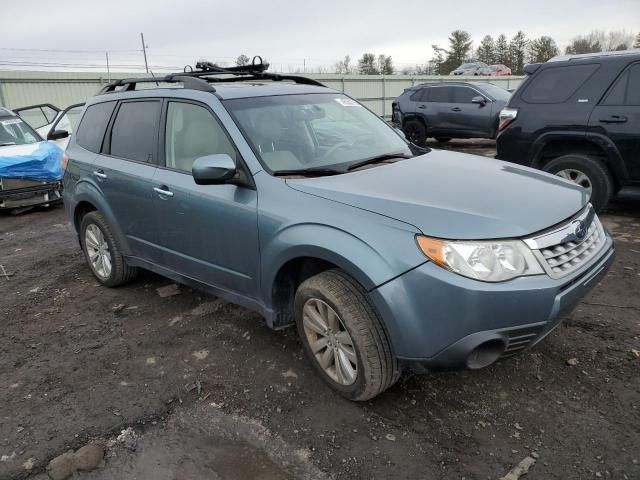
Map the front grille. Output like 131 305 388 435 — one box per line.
525 206 608 280
537 216 606 278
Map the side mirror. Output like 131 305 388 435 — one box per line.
192 154 236 185
47 129 69 141
471 96 487 106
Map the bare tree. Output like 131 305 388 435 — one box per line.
235 54 250 66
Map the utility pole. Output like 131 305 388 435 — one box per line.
140 32 149 73
303 58 306 73
105 51 111 82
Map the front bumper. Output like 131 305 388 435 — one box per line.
369 235 614 368
0 179 63 210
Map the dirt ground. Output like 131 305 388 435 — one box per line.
1 142 639 480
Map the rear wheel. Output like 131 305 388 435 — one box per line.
402 119 426 146
543 154 614 212
294 269 398 401
80 211 138 287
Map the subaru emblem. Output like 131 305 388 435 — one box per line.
573 220 587 241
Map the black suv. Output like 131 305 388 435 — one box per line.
497 50 640 212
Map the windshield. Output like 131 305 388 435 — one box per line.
479 83 512 101
0 117 41 147
459 64 476 69
224 93 412 174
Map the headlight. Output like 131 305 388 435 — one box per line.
416 236 544 282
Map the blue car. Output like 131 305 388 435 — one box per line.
62 61 614 401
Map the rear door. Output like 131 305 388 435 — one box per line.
152 99 259 296
94 99 163 262
448 86 493 136
589 61 640 181
418 86 454 134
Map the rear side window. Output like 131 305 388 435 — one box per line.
603 63 640 106
109 101 160 162
76 101 116 153
426 87 452 103
409 89 426 101
522 64 599 104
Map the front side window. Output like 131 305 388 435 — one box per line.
603 63 640 106
0 117 40 146
164 102 237 172
225 93 411 173
452 87 479 103
109 101 160 162
522 64 599 104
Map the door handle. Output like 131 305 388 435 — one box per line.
599 115 627 124
153 186 174 197
418 105 427 109
93 170 107 179
451 107 462 112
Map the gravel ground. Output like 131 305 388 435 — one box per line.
1 145 639 480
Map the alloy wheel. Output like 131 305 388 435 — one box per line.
302 298 358 386
555 168 593 195
85 224 112 279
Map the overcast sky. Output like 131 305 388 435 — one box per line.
1 0 639 72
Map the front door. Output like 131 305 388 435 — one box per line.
94 99 162 262
152 100 259 297
588 61 640 181
447 86 493 137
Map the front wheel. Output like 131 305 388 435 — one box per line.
294 270 398 401
543 154 614 212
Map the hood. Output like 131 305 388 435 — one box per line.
286 151 589 240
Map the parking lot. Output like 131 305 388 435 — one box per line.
0 140 638 480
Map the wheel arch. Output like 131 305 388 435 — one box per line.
71 181 132 255
530 132 628 183
261 225 403 330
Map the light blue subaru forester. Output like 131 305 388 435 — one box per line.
62 60 614 400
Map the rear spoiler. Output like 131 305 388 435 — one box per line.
523 63 542 75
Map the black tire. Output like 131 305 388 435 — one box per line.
294 269 399 401
80 211 138 287
543 154 614 212
435 137 451 143
402 119 427 146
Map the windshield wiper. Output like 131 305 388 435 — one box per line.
272 167 344 177
347 152 413 171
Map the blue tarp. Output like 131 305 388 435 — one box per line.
0 142 64 181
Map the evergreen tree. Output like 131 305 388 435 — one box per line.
495 34 511 67
443 30 473 72
509 31 528 75
476 35 496 64
633 32 640 48
358 53 379 75
529 36 559 63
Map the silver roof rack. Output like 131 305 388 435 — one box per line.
548 49 640 62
